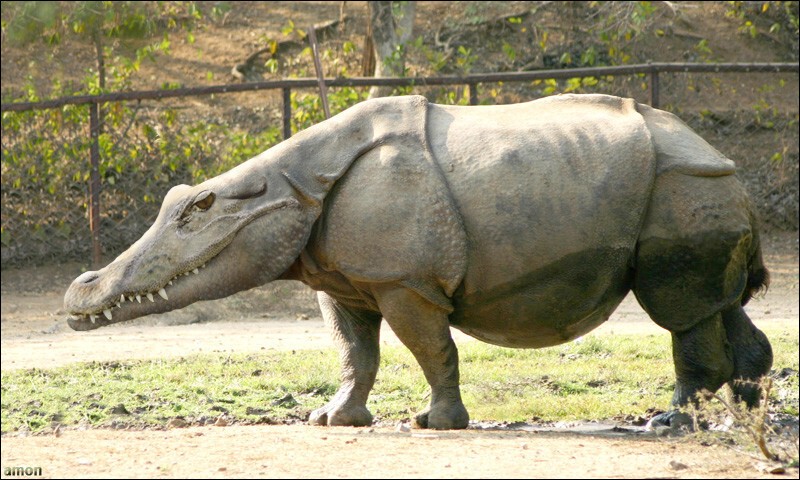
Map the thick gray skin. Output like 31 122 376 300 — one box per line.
65 94 772 430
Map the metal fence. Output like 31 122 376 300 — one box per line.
2 63 798 269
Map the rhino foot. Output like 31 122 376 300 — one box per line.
411 401 469 430
309 403 373 427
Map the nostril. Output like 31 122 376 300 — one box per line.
76 271 100 284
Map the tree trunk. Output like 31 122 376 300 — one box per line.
362 5 376 77
92 30 106 91
367 1 416 98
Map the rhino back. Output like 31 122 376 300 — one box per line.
427 95 657 347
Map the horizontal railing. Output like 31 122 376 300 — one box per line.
3 62 798 113
2 62 797 266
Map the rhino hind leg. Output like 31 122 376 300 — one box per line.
647 305 772 428
669 312 735 406
722 305 773 406
644 312 734 429
636 234 773 426
309 292 382 427
634 173 773 426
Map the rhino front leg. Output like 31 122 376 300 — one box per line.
372 284 469 430
310 292 382 427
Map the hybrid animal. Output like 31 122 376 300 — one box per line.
65 94 772 429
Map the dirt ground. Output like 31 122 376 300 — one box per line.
1 230 798 479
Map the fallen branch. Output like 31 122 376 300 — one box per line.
703 378 779 462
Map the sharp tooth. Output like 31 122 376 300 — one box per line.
90 314 97 324
158 288 168 300
192 268 199 274
136 294 141 303
168 280 173 286
116 303 121 308
128 296 134 302
120 294 126 303
147 292 155 302
201 264 206 268
103 309 112 320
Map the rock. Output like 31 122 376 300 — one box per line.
271 393 299 408
669 460 688 470
167 417 188 428
757 463 786 474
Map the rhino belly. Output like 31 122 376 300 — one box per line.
449 246 632 348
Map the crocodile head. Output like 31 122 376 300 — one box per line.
64 158 314 331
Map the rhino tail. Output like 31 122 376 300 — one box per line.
742 227 769 306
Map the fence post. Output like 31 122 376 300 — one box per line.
649 69 660 109
89 102 102 267
282 87 292 140
468 82 478 105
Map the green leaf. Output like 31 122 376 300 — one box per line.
502 42 516 62
282 20 295 36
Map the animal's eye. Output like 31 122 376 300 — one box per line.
194 191 215 211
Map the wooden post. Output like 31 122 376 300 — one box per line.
282 87 292 139
468 83 478 105
89 102 102 267
649 70 660 108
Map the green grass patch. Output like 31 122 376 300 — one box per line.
2 327 797 433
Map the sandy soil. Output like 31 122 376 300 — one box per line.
1 424 791 479
1 232 798 479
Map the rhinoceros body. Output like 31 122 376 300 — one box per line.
65 94 772 429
